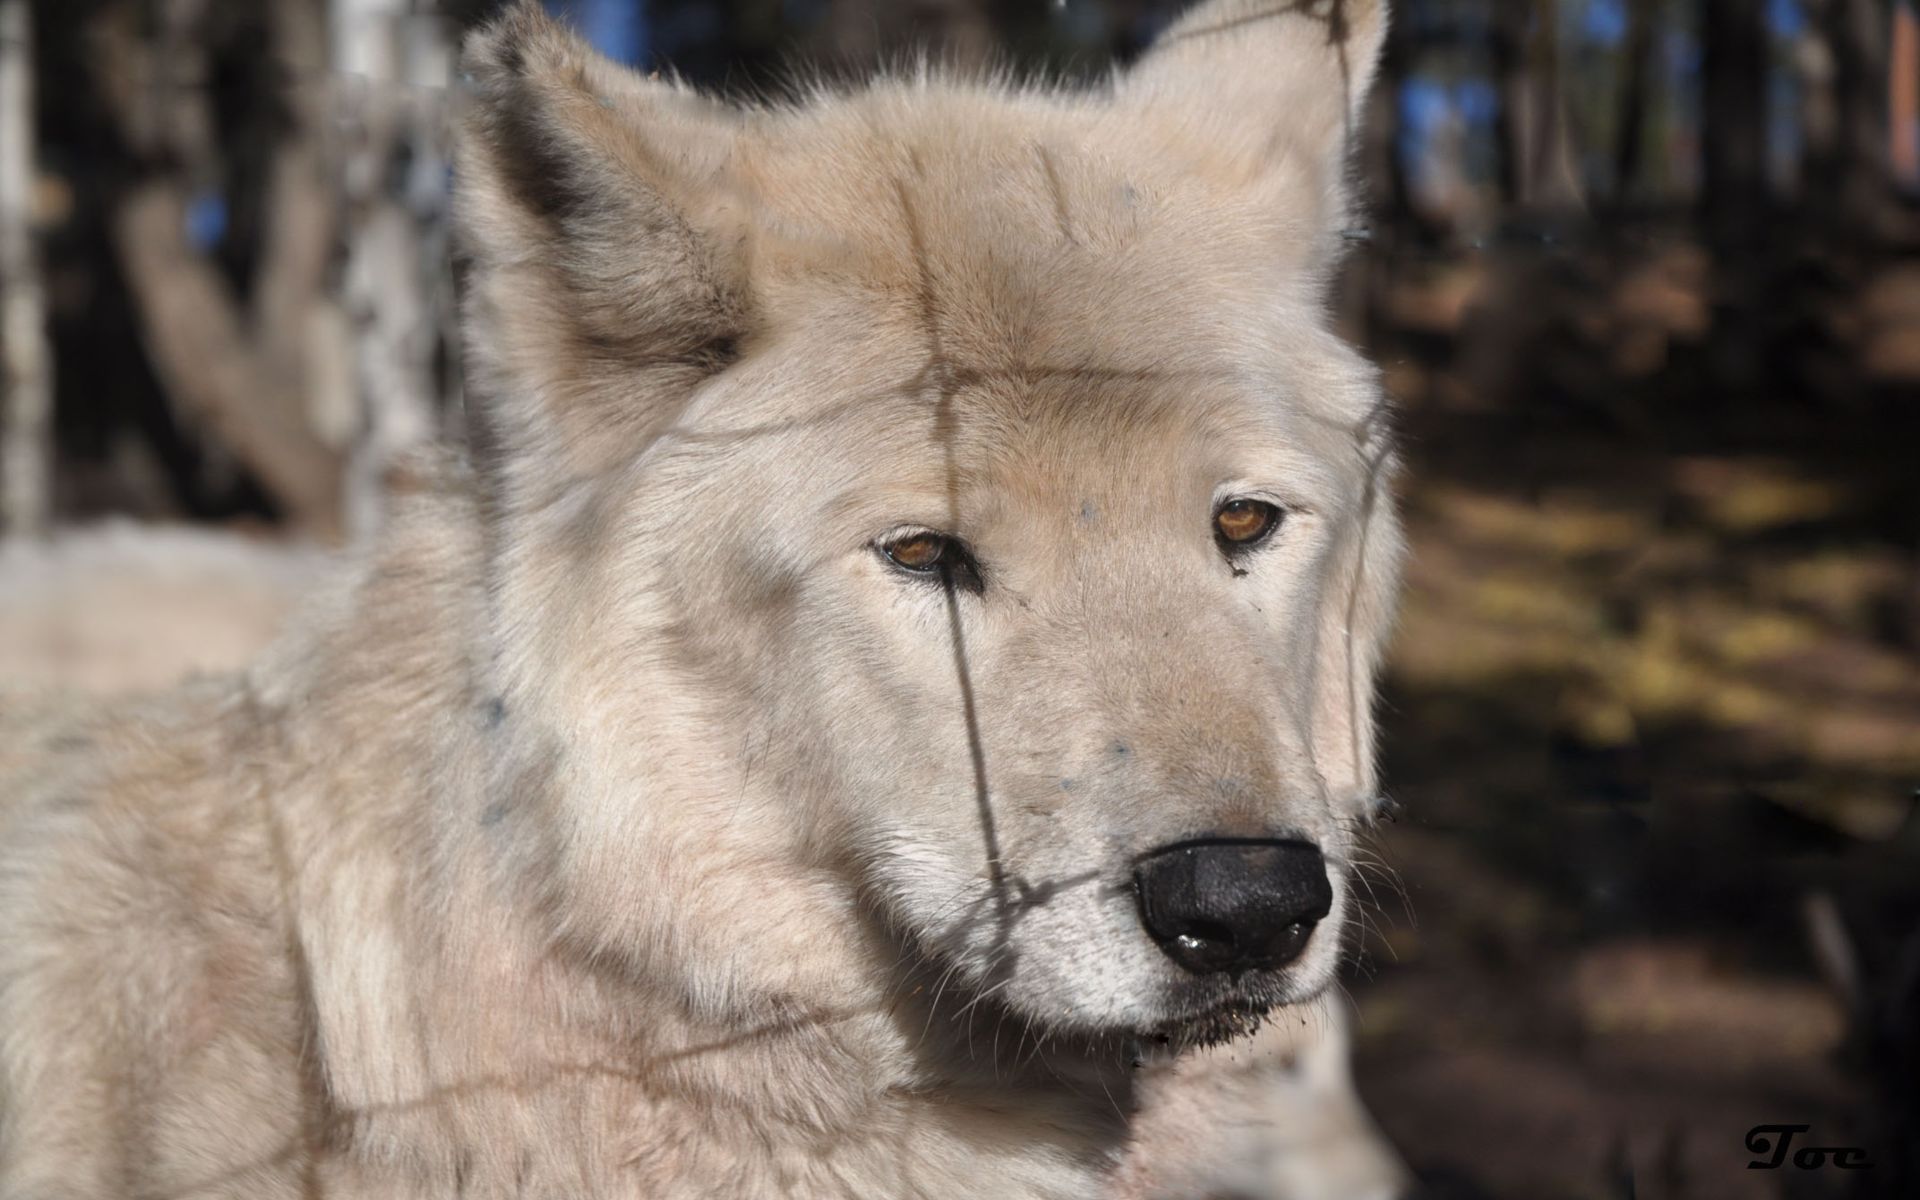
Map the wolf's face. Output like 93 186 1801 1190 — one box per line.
456 0 1400 1050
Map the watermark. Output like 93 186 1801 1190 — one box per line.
1745 1124 1873 1170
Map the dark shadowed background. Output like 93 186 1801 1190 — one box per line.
1 1 1916 1197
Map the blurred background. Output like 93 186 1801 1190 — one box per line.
1 0 1916 1196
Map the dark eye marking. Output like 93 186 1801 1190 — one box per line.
877 531 985 593
1214 499 1283 559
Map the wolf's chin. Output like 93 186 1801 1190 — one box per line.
988 973 1317 1058
1137 995 1282 1054
1128 969 1335 1054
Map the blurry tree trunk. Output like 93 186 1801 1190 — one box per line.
1493 0 1584 212
1701 0 1770 395
1890 4 1917 193
1831 0 1893 230
1493 0 1525 202
0 0 51 536
1351 3 1412 337
332 0 452 539
1701 0 1767 248
1802 0 1894 237
1611 0 1658 206
112 187 343 532
254 0 342 453
94 0 345 537
1799 0 1842 202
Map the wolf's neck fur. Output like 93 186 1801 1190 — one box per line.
246 468 1131 1196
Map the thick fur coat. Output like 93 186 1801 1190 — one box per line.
0 2 1407 1196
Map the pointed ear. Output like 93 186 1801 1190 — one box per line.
455 1 750 503
1120 0 1388 275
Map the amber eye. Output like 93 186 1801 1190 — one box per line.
1214 499 1282 550
878 530 986 592
881 532 949 573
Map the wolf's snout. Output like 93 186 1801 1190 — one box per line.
1133 839 1333 975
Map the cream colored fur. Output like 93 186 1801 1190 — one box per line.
0 2 1406 1196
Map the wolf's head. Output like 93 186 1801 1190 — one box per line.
455 0 1400 1054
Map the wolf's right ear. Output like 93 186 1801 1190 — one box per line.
455 1 749 501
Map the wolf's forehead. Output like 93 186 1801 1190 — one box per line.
744 95 1151 251
736 97 1287 368
693 90 1376 489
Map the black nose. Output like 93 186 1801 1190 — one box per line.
1133 838 1332 975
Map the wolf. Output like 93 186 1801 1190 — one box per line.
0 0 1407 1196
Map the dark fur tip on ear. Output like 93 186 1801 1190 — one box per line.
460 0 563 92
454 1 742 239
450 0 751 496
456 3 581 227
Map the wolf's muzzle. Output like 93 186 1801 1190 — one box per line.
1133 838 1332 975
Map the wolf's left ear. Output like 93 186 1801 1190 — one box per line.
1120 0 1387 277
455 1 750 505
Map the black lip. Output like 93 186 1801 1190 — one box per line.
1126 831 1320 867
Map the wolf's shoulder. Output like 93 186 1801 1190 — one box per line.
0 684 312 1195
0 680 280 960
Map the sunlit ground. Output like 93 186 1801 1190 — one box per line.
1348 232 1919 1200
